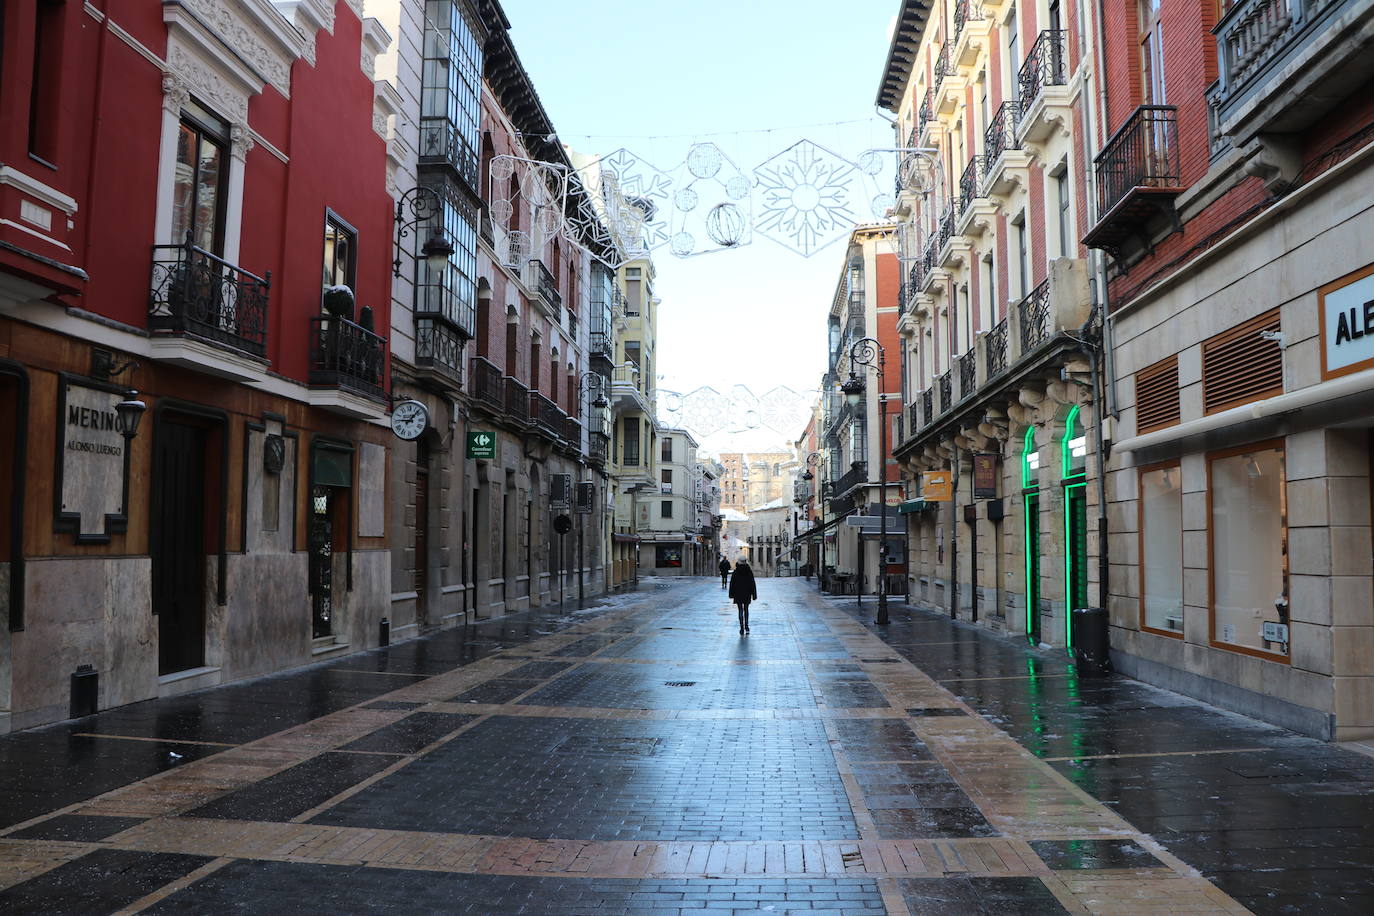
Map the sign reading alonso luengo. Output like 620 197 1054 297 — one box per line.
1320 265 1374 379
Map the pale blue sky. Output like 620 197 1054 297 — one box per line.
500 0 901 449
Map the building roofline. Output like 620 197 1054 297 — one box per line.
876 0 936 112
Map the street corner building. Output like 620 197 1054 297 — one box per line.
0 1 401 731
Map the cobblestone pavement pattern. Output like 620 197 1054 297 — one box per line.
0 578 1365 913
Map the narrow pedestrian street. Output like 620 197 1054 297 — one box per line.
2 578 1369 915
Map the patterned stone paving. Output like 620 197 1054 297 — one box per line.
0 580 1252 914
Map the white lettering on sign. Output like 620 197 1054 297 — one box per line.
59 380 129 539
1322 269 1374 377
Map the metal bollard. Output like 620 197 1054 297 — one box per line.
70 664 98 718
379 617 390 647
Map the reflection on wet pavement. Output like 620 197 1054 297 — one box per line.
0 580 1337 913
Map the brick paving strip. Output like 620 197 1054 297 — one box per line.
0 582 1255 914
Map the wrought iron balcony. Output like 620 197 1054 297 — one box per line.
918 89 935 137
308 316 386 402
958 349 977 400
933 43 953 94
834 461 868 499
922 388 934 426
954 0 983 43
1083 106 1181 254
563 416 582 448
470 355 504 412
529 391 563 439
589 432 609 465
958 156 986 216
149 238 269 357
503 376 529 424
986 318 1008 378
908 401 922 434
938 369 952 412
937 206 955 252
417 118 480 197
1017 30 1068 114
415 317 464 386
984 101 1021 167
589 325 614 363
527 258 562 312
1018 279 1052 352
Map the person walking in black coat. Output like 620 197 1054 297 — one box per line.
718 556 731 589
729 559 758 635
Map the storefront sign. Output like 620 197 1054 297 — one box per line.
1319 264 1374 379
549 473 572 509
922 469 952 502
55 376 131 543
973 454 998 499
466 430 496 459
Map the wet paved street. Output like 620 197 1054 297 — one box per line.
0 580 1370 913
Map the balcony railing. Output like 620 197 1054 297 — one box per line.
918 88 935 136
309 316 386 401
938 369 952 412
471 355 504 412
958 156 985 215
986 318 1008 378
415 317 463 385
1095 106 1181 217
563 416 582 448
922 388 934 425
958 349 977 400
934 43 953 94
954 0 983 43
589 326 614 362
529 391 563 439
526 258 562 312
985 100 1021 165
503 376 529 424
418 118 479 196
908 401 922 434
937 206 954 251
589 433 609 464
149 238 269 357
1018 30 1068 114
835 461 868 498
1018 279 1052 352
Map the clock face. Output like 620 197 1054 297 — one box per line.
391 400 428 440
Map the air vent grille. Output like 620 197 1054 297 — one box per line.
1135 354 1180 433
1203 309 1283 414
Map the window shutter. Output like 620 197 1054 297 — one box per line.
1135 355 1180 433
1203 309 1283 414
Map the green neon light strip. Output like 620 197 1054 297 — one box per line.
1021 426 1036 489
1061 404 1082 480
1024 495 1035 641
1064 481 1086 650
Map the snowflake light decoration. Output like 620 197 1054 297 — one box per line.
753 140 860 257
659 385 817 440
667 143 752 258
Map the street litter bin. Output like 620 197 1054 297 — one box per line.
1071 607 1112 678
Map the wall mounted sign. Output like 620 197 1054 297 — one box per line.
1319 263 1374 380
550 473 572 509
55 375 132 543
922 469 952 502
575 481 595 513
973 454 998 499
466 430 496 459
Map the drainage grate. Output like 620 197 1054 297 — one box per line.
664 681 697 687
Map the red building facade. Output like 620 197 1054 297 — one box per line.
0 0 398 729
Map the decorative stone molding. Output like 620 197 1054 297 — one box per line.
360 17 392 82
179 0 295 97
167 45 249 122
1244 135 1303 195
161 75 190 114
230 124 255 161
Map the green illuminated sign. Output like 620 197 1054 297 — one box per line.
466 430 496 459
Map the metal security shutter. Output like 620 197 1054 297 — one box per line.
1135 355 1180 433
1203 308 1283 415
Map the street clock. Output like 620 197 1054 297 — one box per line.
390 399 429 440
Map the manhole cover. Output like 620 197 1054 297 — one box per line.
664 681 697 687
554 736 662 757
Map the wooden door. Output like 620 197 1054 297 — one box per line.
152 420 207 674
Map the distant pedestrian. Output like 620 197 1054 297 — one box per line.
729 559 758 635
718 556 731 589
803 562 813 582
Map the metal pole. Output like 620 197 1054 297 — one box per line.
578 512 585 607
876 353 890 625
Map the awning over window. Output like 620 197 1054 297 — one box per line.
897 499 928 514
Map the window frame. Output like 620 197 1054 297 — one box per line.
1206 438 1290 663
1138 458 1184 640
322 209 358 304
172 104 232 256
